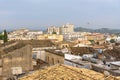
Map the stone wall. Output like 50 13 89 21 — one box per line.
1 45 33 77
45 51 64 66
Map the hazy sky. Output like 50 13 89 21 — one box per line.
0 0 120 30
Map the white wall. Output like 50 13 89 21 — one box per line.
32 50 45 61
36 51 45 61
65 54 82 60
64 60 90 68
11 67 22 75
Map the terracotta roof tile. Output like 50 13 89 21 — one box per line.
19 64 105 80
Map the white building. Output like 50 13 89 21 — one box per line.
26 31 43 40
8 29 43 40
64 54 92 69
63 32 85 41
116 36 120 43
47 26 60 34
27 31 43 35
60 23 74 34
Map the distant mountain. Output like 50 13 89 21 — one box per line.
74 27 93 32
74 27 120 34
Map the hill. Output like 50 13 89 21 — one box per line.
74 27 120 34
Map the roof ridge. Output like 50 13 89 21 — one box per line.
60 64 97 80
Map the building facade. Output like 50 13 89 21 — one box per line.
45 49 64 66
47 26 60 34
60 23 74 34
0 42 33 78
37 34 63 42
8 29 43 40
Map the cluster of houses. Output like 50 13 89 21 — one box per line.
0 23 120 79
0 38 120 79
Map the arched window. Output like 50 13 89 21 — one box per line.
58 60 60 63
46 56 49 63
47 56 49 62
52 58 54 65
66 45 68 48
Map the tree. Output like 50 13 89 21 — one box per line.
52 31 56 34
110 39 115 43
3 30 8 43
0 34 4 40
89 40 95 44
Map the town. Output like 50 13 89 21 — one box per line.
0 23 120 80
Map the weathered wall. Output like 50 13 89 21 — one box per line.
1 45 33 77
45 51 64 66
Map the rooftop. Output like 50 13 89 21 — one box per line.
110 61 120 67
93 45 105 49
3 42 26 53
104 47 120 60
65 59 90 66
19 40 55 48
0 40 16 47
0 41 29 58
105 76 120 80
70 47 95 56
19 64 105 80
45 49 64 57
55 41 75 45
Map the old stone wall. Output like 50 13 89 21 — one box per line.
45 51 64 66
1 45 33 77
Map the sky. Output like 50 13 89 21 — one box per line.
0 0 120 30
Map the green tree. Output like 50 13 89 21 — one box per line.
3 30 8 43
110 39 115 43
89 40 95 44
0 34 4 40
52 31 56 34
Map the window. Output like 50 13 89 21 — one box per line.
52 58 54 65
46 56 49 62
58 60 59 63
66 45 68 48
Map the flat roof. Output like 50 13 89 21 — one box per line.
110 61 120 67
65 59 90 66
45 49 64 57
